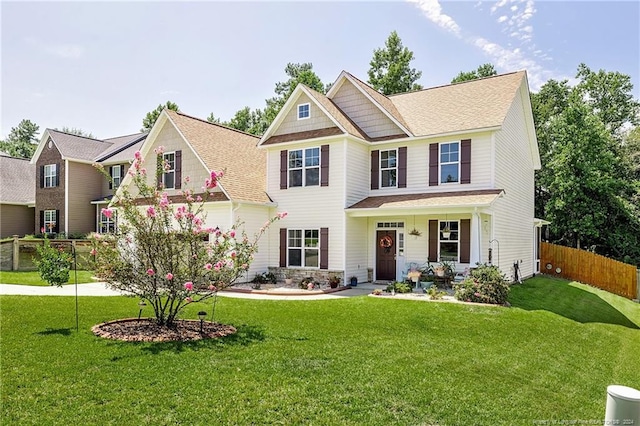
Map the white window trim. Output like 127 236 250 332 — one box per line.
380 149 397 188
438 220 460 262
287 228 320 268
439 141 460 185
288 147 320 187
111 165 122 189
163 152 176 190
44 210 56 233
297 103 310 120
44 164 56 188
99 211 117 234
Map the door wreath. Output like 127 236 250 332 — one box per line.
379 235 394 250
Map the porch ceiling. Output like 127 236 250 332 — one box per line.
345 189 503 217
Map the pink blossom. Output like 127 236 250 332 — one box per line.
146 206 156 218
230 251 236 258
185 176 190 183
128 169 136 177
204 263 212 270
229 230 236 238
277 211 288 219
208 284 217 292
241 263 248 270
196 196 202 202
154 146 165 155
147 269 155 276
90 248 97 256
159 193 169 209
140 168 147 176
101 208 114 219
41 227 45 233
166 273 174 280
134 151 142 160
214 262 222 271
94 233 102 239
185 297 193 303
184 282 193 291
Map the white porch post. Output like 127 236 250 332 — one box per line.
470 211 481 265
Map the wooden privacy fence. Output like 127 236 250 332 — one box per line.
0 236 94 272
540 242 638 300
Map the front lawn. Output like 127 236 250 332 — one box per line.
0 270 97 286
1 276 638 425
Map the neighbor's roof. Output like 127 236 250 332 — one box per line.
0 155 35 204
389 71 526 136
346 189 504 212
166 110 270 204
95 133 147 162
47 129 112 161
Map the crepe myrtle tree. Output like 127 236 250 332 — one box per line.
91 147 286 327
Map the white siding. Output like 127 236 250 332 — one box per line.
266 139 346 270
331 80 404 138
232 203 273 280
272 93 336 136
492 85 536 280
344 216 368 282
344 140 369 207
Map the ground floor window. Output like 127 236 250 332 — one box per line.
439 220 459 261
44 210 56 234
99 210 117 233
288 229 319 267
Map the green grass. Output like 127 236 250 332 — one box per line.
1 276 638 425
0 270 97 286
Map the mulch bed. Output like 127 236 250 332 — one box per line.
91 318 236 342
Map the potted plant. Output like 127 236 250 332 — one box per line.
328 275 341 289
284 270 293 285
300 276 316 290
441 224 451 239
408 228 422 238
349 276 358 286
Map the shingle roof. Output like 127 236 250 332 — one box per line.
389 71 525 137
303 86 369 140
165 110 270 204
347 189 504 210
47 129 113 161
0 156 35 204
96 133 147 162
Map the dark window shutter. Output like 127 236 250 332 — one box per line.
54 210 60 234
460 219 471 263
156 154 163 187
279 228 287 267
55 163 60 187
109 166 114 190
320 227 329 270
40 166 44 188
461 139 471 184
398 146 407 188
280 150 288 190
120 165 125 179
175 150 182 189
320 145 329 187
428 220 438 262
429 144 439 186
39 210 44 232
371 150 379 190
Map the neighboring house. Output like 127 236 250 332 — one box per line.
258 70 542 282
29 129 147 236
118 109 272 279
0 153 35 238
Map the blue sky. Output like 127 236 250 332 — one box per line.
2 1 638 140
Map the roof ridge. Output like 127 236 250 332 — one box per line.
343 71 392 101
48 128 109 143
170 110 260 139
388 70 524 97
103 131 147 141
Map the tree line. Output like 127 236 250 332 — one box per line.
3 31 639 265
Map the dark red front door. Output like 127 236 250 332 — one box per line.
376 230 396 281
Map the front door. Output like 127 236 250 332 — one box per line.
376 230 396 281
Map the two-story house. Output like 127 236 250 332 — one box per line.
258 70 542 282
30 129 147 236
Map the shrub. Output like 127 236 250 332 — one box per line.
426 284 446 300
35 236 73 287
454 264 510 305
385 282 412 294
299 277 316 289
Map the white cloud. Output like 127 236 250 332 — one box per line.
45 44 84 59
407 0 462 37
497 15 508 23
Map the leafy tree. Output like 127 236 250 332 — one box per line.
226 107 263 134
0 119 40 159
452 63 497 83
206 113 221 124
57 127 95 139
141 101 179 133
367 31 423 95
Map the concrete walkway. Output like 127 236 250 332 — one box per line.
0 282 378 299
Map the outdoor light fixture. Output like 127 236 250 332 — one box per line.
198 311 207 333
138 301 146 320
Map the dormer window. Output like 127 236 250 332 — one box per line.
297 103 310 120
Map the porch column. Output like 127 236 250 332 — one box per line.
470 211 481 265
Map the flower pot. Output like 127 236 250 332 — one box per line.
330 282 338 289
285 278 292 285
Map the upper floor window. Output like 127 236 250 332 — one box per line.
44 210 57 234
439 220 459 261
44 164 57 188
297 103 310 120
440 142 459 183
380 149 397 188
289 147 320 187
163 152 175 189
288 229 319 268
99 210 117 233
111 165 122 189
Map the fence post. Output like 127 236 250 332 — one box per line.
12 235 19 271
